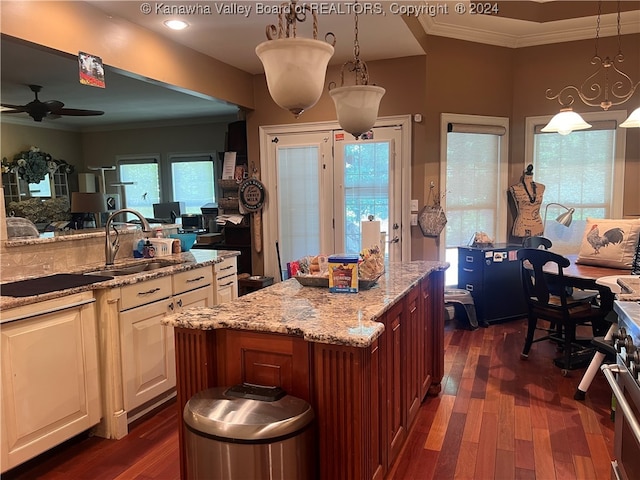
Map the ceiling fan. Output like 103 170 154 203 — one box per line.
1 84 104 122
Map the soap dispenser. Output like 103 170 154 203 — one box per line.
133 229 145 258
142 239 156 258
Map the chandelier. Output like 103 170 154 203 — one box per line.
255 1 335 117
542 0 639 135
328 0 385 139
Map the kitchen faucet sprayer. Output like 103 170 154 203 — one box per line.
105 208 152 265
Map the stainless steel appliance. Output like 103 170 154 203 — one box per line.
601 300 640 480
180 214 205 232
201 203 219 233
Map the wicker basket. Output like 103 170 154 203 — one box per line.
218 179 241 190
218 197 239 211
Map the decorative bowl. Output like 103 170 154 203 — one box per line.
170 233 197 252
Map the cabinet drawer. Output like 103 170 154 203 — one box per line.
214 257 237 281
120 276 172 311
173 267 213 295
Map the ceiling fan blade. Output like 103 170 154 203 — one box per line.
54 108 104 117
1 104 28 112
44 100 65 111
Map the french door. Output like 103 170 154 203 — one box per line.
260 118 409 281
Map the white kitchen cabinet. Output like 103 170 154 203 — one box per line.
1 292 101 473
119 266 214 413
214 256 238 304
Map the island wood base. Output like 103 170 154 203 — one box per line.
174 271 444 479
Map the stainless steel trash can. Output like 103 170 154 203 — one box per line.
183 384 315 480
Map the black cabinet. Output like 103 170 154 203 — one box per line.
457 244 527 324
221 224 252 275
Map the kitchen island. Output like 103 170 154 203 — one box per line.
163 260 447 480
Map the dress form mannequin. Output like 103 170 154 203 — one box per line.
510 164 545 238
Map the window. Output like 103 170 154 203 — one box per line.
525 111 627 255
169 154 215 214
116 152 216 220
440 114 510 286
117 155 161 220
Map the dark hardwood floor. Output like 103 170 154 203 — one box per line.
4 318 615 480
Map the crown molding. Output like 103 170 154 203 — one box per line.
418 11 640 48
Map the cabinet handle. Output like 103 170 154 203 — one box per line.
220 281 235 288
177 299 183 307
137 287 161 296
186 276 205 283
466 256 474 263
220 265 233 271
169 302 175 311
465 284 474 292
463 268 474 273
410 306 417 314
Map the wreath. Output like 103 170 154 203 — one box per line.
1 146 74 184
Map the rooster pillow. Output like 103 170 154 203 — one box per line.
576 218 640 269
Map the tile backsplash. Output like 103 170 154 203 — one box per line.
1 231 136 282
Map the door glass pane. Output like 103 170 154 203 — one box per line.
171 161 215 214
277 146 320 278
120 163 160 219
343 142 389 255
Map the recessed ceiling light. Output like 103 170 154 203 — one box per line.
164 19 189 30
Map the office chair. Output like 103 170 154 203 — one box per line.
522 236 552 250
517 248 604 376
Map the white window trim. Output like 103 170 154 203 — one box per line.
525 110 627 218
259 115 412 281
439 113 510 260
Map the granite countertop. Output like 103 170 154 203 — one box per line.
614 300 640 326
0 249 240 311
162 261 449 348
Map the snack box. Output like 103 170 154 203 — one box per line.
328 254 359 293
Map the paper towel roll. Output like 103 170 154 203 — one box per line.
361 220 381 252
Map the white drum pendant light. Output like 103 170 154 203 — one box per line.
329 0 385 138
330 85 385 138
255 1 335 117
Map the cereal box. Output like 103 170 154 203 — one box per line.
328 254 359 293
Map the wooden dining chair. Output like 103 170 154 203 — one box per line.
516 248 604 375
522 236 552 250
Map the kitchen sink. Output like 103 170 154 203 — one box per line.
85 259 180 277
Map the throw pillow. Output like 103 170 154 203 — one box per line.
576 218 640 269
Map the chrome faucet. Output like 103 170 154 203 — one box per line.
105 208 152 265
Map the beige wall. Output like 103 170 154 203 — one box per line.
79 120 233 193
2 1 639 270
1 120 232 196
512 33 640 218
0 1 254 110
247 33 640 264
